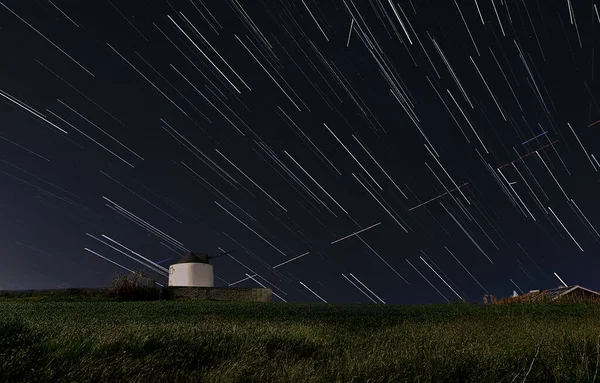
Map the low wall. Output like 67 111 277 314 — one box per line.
168 287 272 302
0 288 109 299
0 287 273 303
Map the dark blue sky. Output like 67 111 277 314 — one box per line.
0 0 598 304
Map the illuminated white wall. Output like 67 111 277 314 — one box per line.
168 263 214 287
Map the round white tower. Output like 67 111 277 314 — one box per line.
168 253 214 287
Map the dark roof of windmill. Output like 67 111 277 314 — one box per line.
177 252 209 264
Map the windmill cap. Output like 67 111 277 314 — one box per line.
177 252 209 264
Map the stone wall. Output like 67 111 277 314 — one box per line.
168 287 272 302
0 287 273 303
0 288 109 299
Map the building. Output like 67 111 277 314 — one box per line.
486 285 600 304
168 252 214 287
166 251 272 302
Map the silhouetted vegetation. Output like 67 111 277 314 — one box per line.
0 300 600 381
106 271 166 301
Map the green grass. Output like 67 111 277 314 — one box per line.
1 300 600 382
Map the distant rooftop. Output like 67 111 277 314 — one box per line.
511 285 600 301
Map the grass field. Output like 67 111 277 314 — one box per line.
2 299 600 382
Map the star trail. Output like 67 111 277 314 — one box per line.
0 0 599 304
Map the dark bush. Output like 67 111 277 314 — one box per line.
107 271 166 301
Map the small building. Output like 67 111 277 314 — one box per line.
168 252 214 287
166 251 272 302
488 285 600 304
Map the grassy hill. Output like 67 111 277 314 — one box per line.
1 298 600 382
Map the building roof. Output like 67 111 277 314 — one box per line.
512 285 600 301
176 252 209 264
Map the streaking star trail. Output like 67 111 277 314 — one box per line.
0 0 599 302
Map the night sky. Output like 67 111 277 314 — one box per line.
0 0 599 304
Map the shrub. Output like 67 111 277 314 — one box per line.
107 271 165 301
